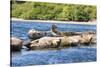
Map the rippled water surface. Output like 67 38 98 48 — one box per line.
11 20 96 66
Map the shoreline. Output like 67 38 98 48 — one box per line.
11 18 96 25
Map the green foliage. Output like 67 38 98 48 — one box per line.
11 1 96 22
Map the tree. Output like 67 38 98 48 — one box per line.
11 1 96 22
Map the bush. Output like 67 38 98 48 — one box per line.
11 1 96 22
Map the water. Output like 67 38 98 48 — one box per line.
11 20 96 41
11 20 96 66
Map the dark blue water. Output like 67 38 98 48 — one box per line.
11 20 96 66
11 20 96 41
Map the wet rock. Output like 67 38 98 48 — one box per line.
26 33 96 50
79 34 94 45
60 36 81 47
10 37 23 51
91 35 96 44
28 37 61 49
26 36 81 49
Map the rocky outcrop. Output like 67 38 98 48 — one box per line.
13 25 96 50
26 37 61 49
11 24 96 50
79 33 96 45
25 33 96 50
60 36 81 47
10 37 23 51
51 24 95 36
28 27 96 40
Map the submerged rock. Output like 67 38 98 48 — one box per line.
10 37 23 51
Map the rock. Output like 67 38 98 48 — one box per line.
91 35 96 44
52 38 61 48
26 36 81 49
67 36 81 46
60 36 81 47
28 37 61 49
10 37 23 51
79 34 94 45
83 31 96 34
25 32 96 50
59 36 69 47
28 28 96 40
